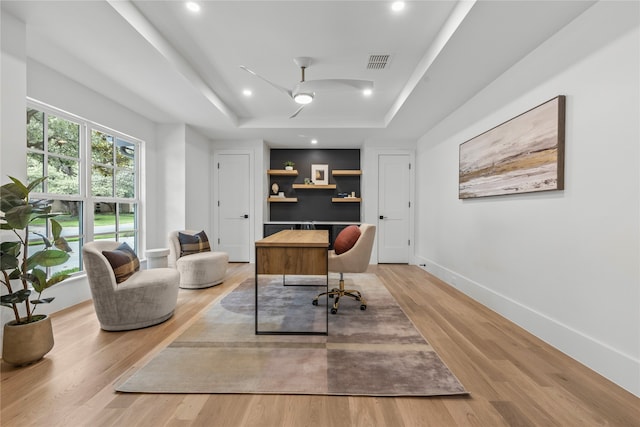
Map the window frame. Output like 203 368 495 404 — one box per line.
26 98 144 274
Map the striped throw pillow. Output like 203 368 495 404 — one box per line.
102 242 140 284
178 231 211 257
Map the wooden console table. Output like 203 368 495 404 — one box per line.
255 230 329 335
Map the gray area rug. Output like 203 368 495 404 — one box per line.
116 273 468 397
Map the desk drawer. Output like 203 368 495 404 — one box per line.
256 247 327 275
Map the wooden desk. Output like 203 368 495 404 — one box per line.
255 230 329 335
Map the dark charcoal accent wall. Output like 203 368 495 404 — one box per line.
269 149 360 222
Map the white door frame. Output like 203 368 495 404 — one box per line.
212 149 255 262
362 147 415 264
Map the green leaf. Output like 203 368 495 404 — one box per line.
0 289 31 307
32 232 53 248
0 241 21 255
0 242 20 271
0 181 27 206
8 269 21 280
31 297 55 305
0 189 24 213
45 273 70 288
4 205 32 229
26 268 47 292
25 176 47 193
9 176 30 196
26 249 70 269
51 218 62 240
54 237 72 253
0 253 19 271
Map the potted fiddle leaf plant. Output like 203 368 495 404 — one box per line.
1 176 72 366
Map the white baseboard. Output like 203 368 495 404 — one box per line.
413 256 640 397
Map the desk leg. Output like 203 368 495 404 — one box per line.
255 246 258 334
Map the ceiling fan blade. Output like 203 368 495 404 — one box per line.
300 79 374 92
240 65 292 99
289 104 306 119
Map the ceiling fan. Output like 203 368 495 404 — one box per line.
240 57 374 118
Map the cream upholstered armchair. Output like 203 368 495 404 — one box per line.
168 230 228 289
82 241 180 331
312 224 376 314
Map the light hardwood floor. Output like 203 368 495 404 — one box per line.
1 263 638 426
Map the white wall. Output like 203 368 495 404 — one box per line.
185 126 212 233
415 1 639 396
0 9 29 356
156 123 187 241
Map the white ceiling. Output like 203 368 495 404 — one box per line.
2 0 595 148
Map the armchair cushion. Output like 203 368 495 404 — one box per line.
102 242 140 284
333 225 361 255
178 230 210 257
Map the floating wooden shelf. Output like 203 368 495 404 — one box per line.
267 169 298 176
332 197 362 203
332 170 362 176
292 184 337 189
268 197 298 203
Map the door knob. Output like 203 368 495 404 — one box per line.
241 214 249 218
379 215 386 220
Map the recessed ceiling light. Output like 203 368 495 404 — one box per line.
242 89 252 97
311 139 318 144
363 89 373 97
391 1 405 12
186 2 200 13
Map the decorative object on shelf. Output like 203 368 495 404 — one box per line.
271 183 279 195
278 192 285 198
311 164 329 185
1 176 73 366
459 95 565 199
284 161 295 171
304 178 311 185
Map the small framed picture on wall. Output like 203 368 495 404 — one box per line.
311 164 329 185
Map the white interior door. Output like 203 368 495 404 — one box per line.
217 153 251 262
378 154 411 263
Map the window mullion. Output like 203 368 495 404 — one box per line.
83 123 93 244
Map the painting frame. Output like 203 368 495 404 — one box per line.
311 164 329 185
459 95 565 199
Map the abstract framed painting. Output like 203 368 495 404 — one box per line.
459 95 565 199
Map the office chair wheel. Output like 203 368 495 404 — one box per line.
312 299 318 306
331 308 338 314
360 304 367 310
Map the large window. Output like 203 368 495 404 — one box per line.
26 101 142 275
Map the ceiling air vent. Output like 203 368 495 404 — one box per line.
367 54 390 70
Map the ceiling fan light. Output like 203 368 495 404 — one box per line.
391 1 405 12
294 93 314 104
363 88 373 97
185 2 201 12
